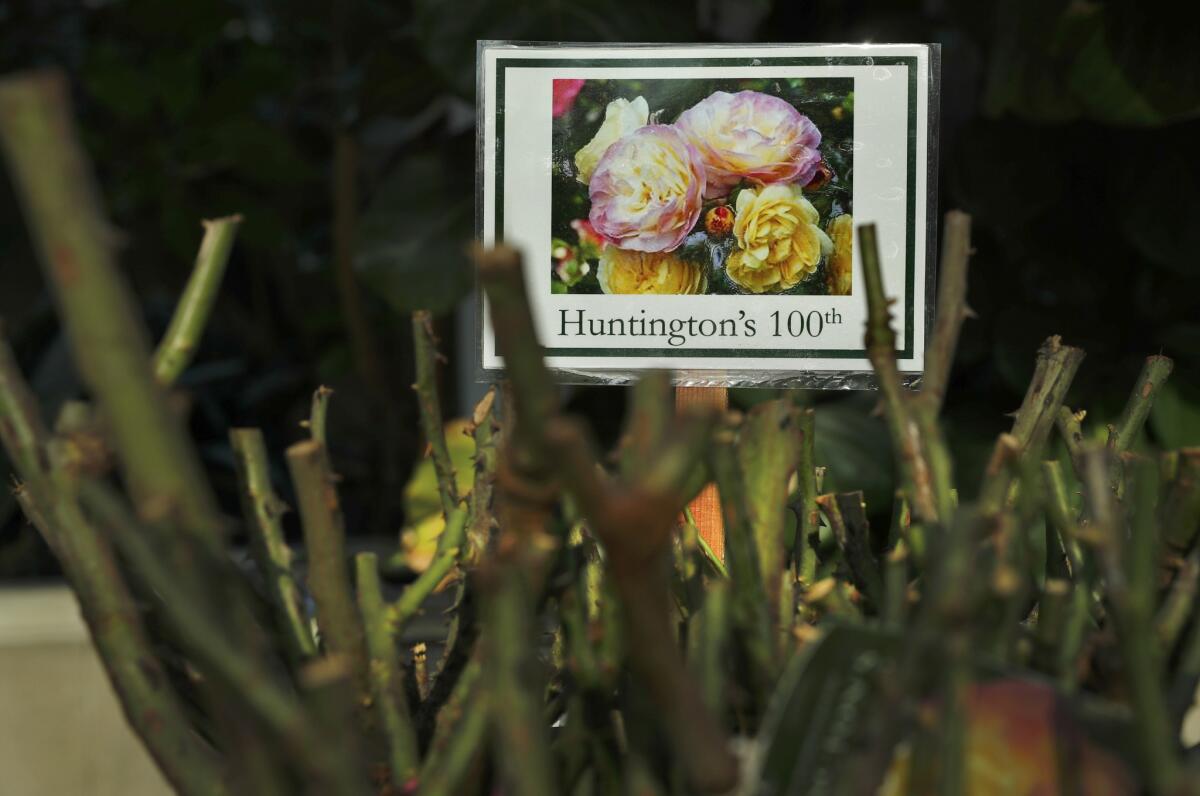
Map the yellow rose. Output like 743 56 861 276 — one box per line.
825 213 853 296
725 184 832 293
597 247 705 295
574 96 649 183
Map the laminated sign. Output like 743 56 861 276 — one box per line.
477 42 938 387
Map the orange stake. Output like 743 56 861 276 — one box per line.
676 386 728 561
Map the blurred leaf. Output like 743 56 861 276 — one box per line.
402 418 476 524
1066 12 1162 127
1157 324 1200 371
1116 131 1200 277
413 0 697 96
82 44 156 123
1150 382 1200 449
757 624 899 795
880 680 1139 794
739 401 800 586
985 0 1200 127
1104 0 1200 121
951 120 1066 229
990 305 1058 397
399 418 476 572
398 512 446 574
815 396 894 512
356 153 473 314
983 0 1078 123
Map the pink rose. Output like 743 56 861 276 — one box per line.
552 79 586 118
588 125 706 253
676 90 822 198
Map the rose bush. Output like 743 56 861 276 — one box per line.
597 246 705 295
725 183 832 293
675 90 823 199
588 124 706 253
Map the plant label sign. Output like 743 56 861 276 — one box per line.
477 42 938 387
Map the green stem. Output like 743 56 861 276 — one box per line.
794 407 820 583
739 399 801 617
307 385 333 447
153 215 241 385
229 428 316 661
474 246 557 465
921 210 973 413
882 543 909 629
413 310 460 518
285 439 368 694
1032 579 1070 673
1009 337 1086 466
1057 582 1091 692
1161 448 1200 553
818 492 882 607
777 569 796 655
858 224 942 526
547 416 739 793
1155 549 1198 651
484 562 557 796
1107 357 1174 497
464 388 497 561
1056 406 1087 473
296 657 373 795
977 433 1020 516
355 553 420 785
423 658 482 772
693 578 730 714
80 480 359 792
0 69 225 550
1180 593 1200 677
18 483 227 795
387 507 467 636
0 332 226 795
1107 355 1173 455
710 424 776 697
415 391 496 729
1080 449 1182 793
692 517 729 578
0 327 49 480
419 687 489 796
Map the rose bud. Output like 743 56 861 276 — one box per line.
705 204 735 237
803 160 834 192
570 218 607 254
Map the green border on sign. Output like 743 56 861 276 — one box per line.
492 55 919 360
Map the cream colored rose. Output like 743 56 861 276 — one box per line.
574 96 649 183
676 90 822 198
597 247 705 295
725 184 832 293
825 214 853 296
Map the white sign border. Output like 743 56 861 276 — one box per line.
476 41 939 388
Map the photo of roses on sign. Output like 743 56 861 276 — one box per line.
478 44 934 382
550 78 854 299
